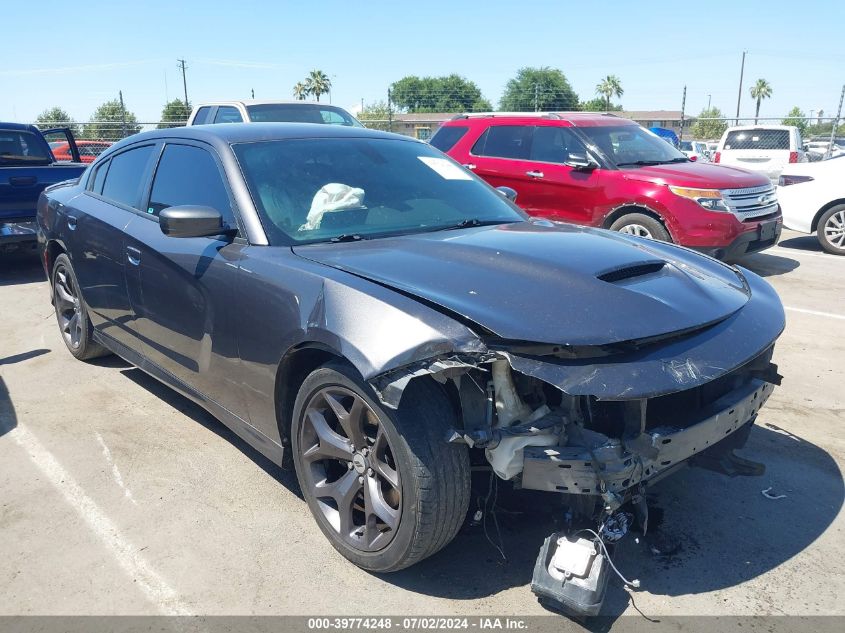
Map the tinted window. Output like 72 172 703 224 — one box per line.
234 138 524 245
530 127 586 163
246 103 362 127
90 159 110 193
724 129 790 150
101 145 155 208
472 125 532 159
213 106 243 124
148 144 234 225
192 107 212 125
429 126 468 152
577 125 687 166
0 129 51 165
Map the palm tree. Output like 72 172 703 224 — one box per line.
292 82 308 100
595 75 624 111
305 70 332 102
750 79 773 123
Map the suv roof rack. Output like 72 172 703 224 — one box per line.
450 111 622 120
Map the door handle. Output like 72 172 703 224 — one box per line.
9 176 37 187
463 163 476 170
126 246 141 266
525 170 545 178
67 215 78 230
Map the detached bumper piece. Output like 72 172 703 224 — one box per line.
0 220 38 251
531 534 610 617
521 379 775 494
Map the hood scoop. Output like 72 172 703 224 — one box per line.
597 261 665 283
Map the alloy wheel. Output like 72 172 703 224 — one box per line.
823 210 845 249
54 264 83 350
299 386 402 552
619 224 654 239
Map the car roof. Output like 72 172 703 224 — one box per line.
0 122 40 132
101 122 413 156
446 112 636 127
725 125 796 132
194 100 333 107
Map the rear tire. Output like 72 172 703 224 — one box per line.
610 212 672 242
291 362 470 572
51 254 110 361
817 204 845 255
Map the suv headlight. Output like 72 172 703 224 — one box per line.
669 186 730 212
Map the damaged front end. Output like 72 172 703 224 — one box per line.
366 271 784 618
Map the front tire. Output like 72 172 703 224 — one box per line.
609 212 672 242
817 204 845 255
291 363 470 572
51 254 110 360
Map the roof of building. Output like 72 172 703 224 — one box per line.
620 110 684 121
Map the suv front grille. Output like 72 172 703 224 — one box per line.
721 184 779 221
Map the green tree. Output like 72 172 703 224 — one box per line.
292 82 308 100
82 99 141 141
499 67 580 112
156 99 191 129
580 97 622 112
750 78 773 123
390 74 490 113
357 100 391 131
35 106 80 136
782 106 807 135
690 106 728 140
595 75 624 112
304 70 332 102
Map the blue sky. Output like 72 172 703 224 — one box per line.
1 0 842 123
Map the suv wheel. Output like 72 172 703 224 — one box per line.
610 213 672 242
291 363 470 572
51 254 110 360
817 204 845 255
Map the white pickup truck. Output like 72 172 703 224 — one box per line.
187 100 363 127
714 125 807 183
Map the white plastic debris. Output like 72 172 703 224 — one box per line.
299 183 365 231
761 487 787 500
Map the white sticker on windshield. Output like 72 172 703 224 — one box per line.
417 156 473 180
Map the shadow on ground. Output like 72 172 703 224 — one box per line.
0 377 17 438
777 234 825 254
118 366 301 497
0 250 45 286
740 252 800 277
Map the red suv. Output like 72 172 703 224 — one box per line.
432 113 782 260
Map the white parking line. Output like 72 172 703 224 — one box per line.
95 432 138 506
785 306 845 321
11 424 192 616
770 247 840 260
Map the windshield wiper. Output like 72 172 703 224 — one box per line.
615 160 664 167
329 233 364 243
663 157 691 163
435 218 512 232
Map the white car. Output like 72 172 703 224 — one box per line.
777 156 845 255
679 140 710 162
187 100 363 127
715 125 807 182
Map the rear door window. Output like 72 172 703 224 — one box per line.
0 129 51 165
429 126 469 152
724 129 790 150
213 106 243 124
192 106 212 125
472 125 532 159
100 145 156 209
90 159 110 194
530 126 586 163
148 143 235 227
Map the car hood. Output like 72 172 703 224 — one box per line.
621 161 771 188
293 221 752 347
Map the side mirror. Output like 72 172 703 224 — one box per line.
159 205 231 238
496 186 518 202
564 152 597 170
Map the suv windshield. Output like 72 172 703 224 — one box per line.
234 138 524 244
246 104 363 127
576 125 688 167
0 129 51 165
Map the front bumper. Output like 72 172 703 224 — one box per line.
693 216 782 261
521 379 774 494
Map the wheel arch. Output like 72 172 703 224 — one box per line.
602 203 674 238
811 198 845 233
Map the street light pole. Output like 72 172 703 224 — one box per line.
707 94 712 110
735 51 746 125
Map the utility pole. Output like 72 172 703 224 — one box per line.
534 83 539 112
387 88 393 133
251 88 255 99
177 58 189 108
707 94 712 110
679 85 687 142
118 90 127 139
735 51 746 125
827 84 844 159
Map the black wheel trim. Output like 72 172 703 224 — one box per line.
54 263 83 350
299 386 402 552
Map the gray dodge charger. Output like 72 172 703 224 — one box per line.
37 123 784 616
